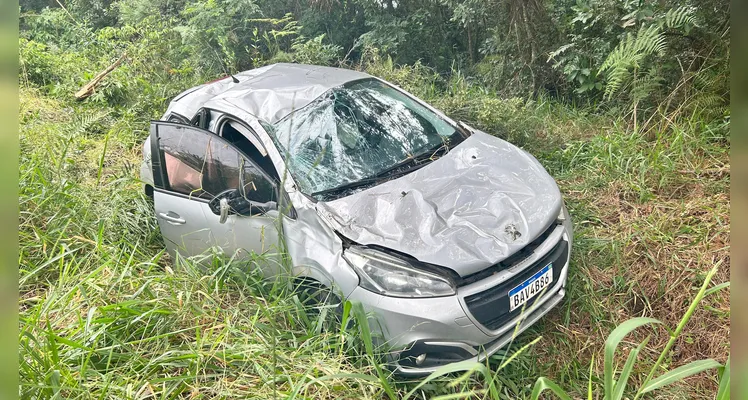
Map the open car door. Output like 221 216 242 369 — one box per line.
150 121 281 270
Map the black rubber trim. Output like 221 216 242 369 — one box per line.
458 221 560 287
464 239 568 331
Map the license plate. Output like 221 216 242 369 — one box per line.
508 264 553 311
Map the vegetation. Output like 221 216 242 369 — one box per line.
19 0 729 398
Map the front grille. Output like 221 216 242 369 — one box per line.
463 239 568 331
459 221 560 287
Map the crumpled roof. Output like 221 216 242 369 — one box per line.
163 63 372 124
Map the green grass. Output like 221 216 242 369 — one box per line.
18 64 730 400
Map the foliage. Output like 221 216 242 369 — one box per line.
530 265 724 400
598 6 697 100
289 34 343 66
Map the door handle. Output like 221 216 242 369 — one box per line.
219 198 229 224
158 212 186 225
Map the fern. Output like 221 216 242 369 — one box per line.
546 43 574 64
65 112 109 137
599 24 666 98
629 68 662 103
662 6 697 30
682 66 728 118
598 6 698 100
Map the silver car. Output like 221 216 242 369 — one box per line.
140 63 573 375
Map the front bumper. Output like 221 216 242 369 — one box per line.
346 215 572 376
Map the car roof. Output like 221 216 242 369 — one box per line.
163 63 372 125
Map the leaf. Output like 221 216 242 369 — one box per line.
639 359 721 394
604 317 661 399
715 356 730 400
547 43 575 63
704 282 729 297
612 337 649 400
530 377 573 400
402 360 490 400
599 23 666 98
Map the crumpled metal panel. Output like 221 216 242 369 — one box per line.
316 131 563 277
282 191 361 299
163 63 371 124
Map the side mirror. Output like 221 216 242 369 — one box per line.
208 189 278 223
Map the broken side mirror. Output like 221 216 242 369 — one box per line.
208 189 278 223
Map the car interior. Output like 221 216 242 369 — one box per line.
219 120 280 183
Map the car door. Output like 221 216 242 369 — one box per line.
204 120 282 275
151 120 282 273
204 157 282 275
149 121 215 260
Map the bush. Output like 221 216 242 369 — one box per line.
290 34 342 66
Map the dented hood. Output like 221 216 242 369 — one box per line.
316 131 563 277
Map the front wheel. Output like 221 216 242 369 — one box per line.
294 278 345 330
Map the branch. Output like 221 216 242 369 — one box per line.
74 52 127 101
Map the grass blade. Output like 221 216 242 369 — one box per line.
432 390 486 400
350 301 373 356
639 359 721 394
402 360 490 400
604 317 661 399
704 282 729 297
634 264 720 400
498 335 541 370
715 356 730 400
349 301 397 400
587 355 594 400
531 377 573 400
611 337 649 400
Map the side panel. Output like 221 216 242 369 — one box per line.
149 121 215 261
282 193 360 299
153 191 213 260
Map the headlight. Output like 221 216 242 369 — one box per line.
343 246 456 298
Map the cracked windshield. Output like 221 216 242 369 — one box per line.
268 79 458 197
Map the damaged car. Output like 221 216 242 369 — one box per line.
139 63 573 375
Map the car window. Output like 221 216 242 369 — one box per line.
220 119 280 181
242 160 276 203
155 123 275 201
190 108 210 129
167 113 189 124
163 151 203 196
201 139 241 197
225 120 266 156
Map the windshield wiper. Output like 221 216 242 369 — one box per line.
311 151 440 198
311 136 461 199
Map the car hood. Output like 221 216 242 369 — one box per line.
315 131 563 277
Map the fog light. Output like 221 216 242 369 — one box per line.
415 353 427 366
